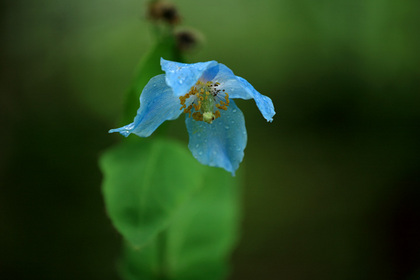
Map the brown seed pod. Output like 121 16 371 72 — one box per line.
147 1 181 25
175 29 203 52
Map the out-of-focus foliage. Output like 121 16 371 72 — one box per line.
1 0 419 279
101 138 239 280
100 139 203 248
118 158 239 280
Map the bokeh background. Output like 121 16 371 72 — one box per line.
1 0 420 279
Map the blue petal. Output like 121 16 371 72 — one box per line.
160 58 218 97
235 76 276 122
211 64 276 122
109 74 182 137
185 100 247 175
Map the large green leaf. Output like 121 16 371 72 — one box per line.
118 167 240 280
100 139 203 248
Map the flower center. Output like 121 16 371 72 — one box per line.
179 80 230 124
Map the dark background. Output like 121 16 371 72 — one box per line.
1 0 420 279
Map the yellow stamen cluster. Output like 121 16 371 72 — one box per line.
179 80 230 124
215 92 230 111
179 91 194 117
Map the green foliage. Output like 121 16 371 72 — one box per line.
100 139 202 247
163 167 239 280
100 139 239 280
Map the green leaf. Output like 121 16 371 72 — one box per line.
100 138 203 248
167 167 240 280
118 240 158 280
122 35 182 124
118 167 240 280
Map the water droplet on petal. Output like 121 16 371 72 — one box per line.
224 125 230 129
232 109 237 113
195 144 200 148
198 151 203 156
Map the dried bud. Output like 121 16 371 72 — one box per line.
175 29 202 52
148 1 181 25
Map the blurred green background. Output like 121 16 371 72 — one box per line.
1 0 420 279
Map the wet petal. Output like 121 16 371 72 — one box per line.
161 58 218 97
109 74 182 137
235 76 275 122
185 100 247 175
212 64 276 122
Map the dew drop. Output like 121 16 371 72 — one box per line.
224 125 230 130
195 144 200 148
232 109 237 113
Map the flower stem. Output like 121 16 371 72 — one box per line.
157 229 169 280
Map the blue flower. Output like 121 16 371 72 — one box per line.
110 58 275 175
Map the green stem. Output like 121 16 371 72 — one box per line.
157 229 169 280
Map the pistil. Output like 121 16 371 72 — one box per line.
179 80 229 124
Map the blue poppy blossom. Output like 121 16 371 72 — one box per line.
110 58 275 175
